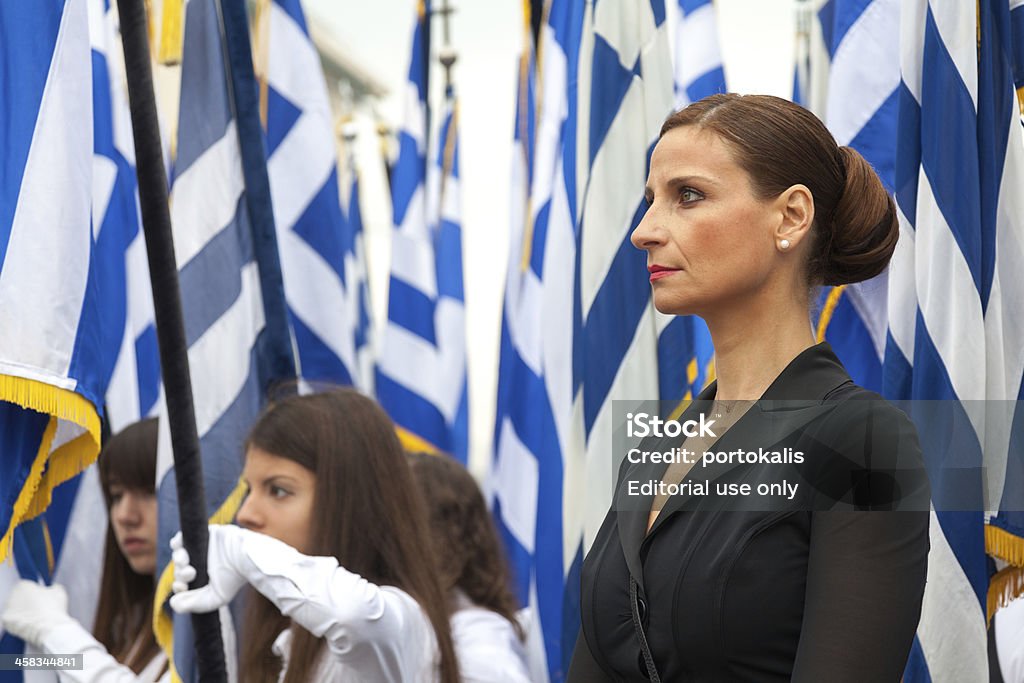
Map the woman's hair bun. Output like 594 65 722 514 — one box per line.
819 146 899 286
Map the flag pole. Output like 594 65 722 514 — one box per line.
115 0 227 680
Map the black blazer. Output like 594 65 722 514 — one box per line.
568 343 930 683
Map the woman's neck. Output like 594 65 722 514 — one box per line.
704 298 816 401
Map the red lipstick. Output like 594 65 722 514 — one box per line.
648 264 679 281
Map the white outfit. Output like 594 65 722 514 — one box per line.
1 578 239 683
170 526 439 682
28 616 169 683
997 595 1024 683
450 591 531 683
262 581 437 681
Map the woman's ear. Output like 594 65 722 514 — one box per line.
774 184 814 250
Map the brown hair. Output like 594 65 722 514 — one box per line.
238 389 460 683
406 451 524 640
93 417 162 674
660 93 898 286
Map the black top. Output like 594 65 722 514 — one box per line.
568 343 930 683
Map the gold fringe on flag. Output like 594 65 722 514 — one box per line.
988 565 1024 624
0 375 101 563
986 524 1024 622
987 523 1024 567
157 0 184 66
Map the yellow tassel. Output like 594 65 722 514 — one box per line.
0 375 101 430
816 285 846 343
0 376 102 564
158 0 184 66
988 565 1024 624
25 431 100 521
986 523 1024 566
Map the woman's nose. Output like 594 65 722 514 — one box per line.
631 206 662 250
235 494 261 530
113 494 141 525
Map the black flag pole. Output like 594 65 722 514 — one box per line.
115 0 227 680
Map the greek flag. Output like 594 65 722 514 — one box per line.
264 0 371 390
796 0 898 393
54 0 164 635
492 2 584 680
377 0 469 463
0 0 162 674
0 0 102 567
887 1 1024 680
574 0 674 550
657 0 725 404
154 0 294 677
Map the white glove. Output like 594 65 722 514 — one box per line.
2 580 74 646
169 526 249 613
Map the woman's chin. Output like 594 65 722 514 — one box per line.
652 298 697 318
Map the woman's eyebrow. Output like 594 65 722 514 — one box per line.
646 174 718 197
665 174 717 188
261 475 299 486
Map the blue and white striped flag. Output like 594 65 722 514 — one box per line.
887 0 1024 680
0 0 103 567
0 1 163 674
657 0 725 405
492 2 584 680
263 0 371 391
93 0 161 433
672 0 726 109
154 0 295 677
377 0 469 463
573 0 674 549
797 0 899 393
51 0 163 639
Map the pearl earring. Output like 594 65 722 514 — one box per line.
779 239 791 250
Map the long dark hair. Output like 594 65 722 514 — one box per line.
238 389 460 683
93 417 161 674
406 451 524 639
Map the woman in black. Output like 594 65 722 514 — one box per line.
568 94 930 682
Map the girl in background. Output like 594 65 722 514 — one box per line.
407 451 531 683
3 418 169 682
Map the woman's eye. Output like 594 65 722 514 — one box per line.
679 188 703 203
270 485 291 499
